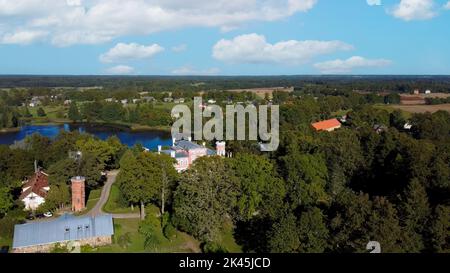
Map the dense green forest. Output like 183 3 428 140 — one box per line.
1 85 449 253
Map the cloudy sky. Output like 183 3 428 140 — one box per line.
0 0 449 75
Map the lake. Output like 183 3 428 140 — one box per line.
0 124 172 150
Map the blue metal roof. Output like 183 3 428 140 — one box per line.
13 214 114 248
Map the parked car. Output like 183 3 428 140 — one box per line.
43 212 53 218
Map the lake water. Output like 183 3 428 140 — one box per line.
0 124 172 150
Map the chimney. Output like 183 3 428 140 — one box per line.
188 136 192 142
158 145 162 154
170 150 176 158
172 138 176 147
34 160 38 173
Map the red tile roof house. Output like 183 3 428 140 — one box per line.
19 171 50 211
311 118 342 132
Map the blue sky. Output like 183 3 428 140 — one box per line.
0 0 449 75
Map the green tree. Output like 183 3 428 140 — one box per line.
0 187 14 215
297 207 329 253
37 107 46 117
229 154 285 220
173 157 238 242
268 213 300 253
399 179 430 252
118 151 177 219
68 103 81 122
429 205 450 253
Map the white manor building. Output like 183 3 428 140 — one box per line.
158 138 226 172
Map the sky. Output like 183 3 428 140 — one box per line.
0 0 449 75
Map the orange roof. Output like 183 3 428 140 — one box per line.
311 118 341 131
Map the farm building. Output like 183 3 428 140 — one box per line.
12 214 114 253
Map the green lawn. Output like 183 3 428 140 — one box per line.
217 220 242 253
103 185 135 214
0 236 12 252
75 188 102 216
87 205 201 253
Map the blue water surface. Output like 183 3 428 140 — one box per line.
0 124 172 150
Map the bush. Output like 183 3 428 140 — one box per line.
202 241 228 253
163 223 177 241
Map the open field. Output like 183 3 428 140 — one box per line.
225 86 294 98
388 104 450 114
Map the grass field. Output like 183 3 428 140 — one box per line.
387 103 450 114
88 205 201 253
103 185 135 214
75 188 102 216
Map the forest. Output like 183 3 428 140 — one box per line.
0 77 449 253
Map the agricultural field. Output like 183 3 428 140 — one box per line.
389 103 450 114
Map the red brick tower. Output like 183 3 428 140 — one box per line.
71 176 86 212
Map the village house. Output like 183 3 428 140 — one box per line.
12 214 114 253
19 170 50 211
158 138 226 172
311 118 342 132
164 97 174 103
174 98 185 104
142 96 155 102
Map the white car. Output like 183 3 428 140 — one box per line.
43 212 53 218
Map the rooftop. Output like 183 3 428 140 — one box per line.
311 118 341 131
12 214 114 249
20 171 49 200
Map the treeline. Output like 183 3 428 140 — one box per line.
68 102 172 127
2 75 450 93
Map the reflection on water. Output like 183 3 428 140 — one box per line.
0 124 172 151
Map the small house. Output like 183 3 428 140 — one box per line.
19 171 50 211
311 118 342 132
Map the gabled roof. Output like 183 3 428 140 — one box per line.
311 118 341 131
20 171 49 200
13 214 114 249
175 140 205 151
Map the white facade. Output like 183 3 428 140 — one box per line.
22 193 46 211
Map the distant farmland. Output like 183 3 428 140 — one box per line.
389 104 450 113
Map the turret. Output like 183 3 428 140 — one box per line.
216 141 226 157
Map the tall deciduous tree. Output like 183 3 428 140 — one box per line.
173 157 238 242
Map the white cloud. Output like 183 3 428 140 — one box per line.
212 33 353 65
0 30 47 44
389 0 437 21
105 65 135 75
444 1 450 9
100 43 164 63
367 0 381 6
0 0 318 46
171 44 187 53
314 56 392 74
171 66 220 75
